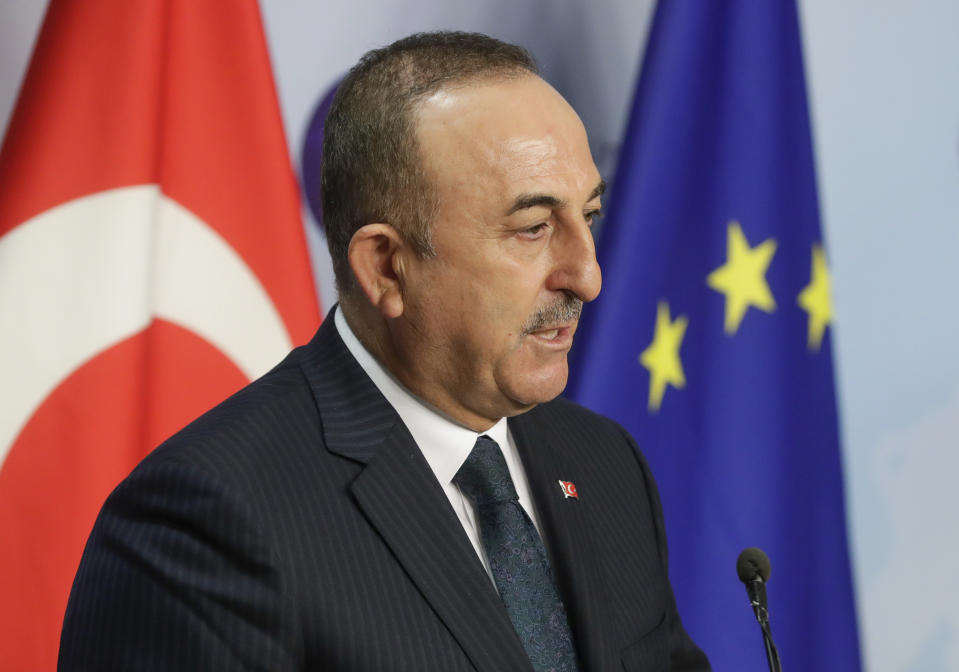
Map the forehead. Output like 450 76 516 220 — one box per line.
414 76 599 201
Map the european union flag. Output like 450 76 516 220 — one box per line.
568 2 862 670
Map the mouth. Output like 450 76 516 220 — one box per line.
527 324 575 347
521 294 584 349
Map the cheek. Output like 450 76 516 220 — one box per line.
412 277 496 351
477 268 543 317
445 293 526 368
421 251 545 348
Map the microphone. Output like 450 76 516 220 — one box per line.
737 547 782 672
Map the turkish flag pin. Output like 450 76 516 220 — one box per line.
558 480 578 499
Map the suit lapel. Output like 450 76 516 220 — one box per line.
299 314 533 672
350 431 534 672
511 409 613 672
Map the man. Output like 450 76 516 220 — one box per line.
60 32 709 671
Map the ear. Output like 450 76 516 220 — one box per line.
348 223 407 319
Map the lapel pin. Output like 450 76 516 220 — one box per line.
558 480 578 499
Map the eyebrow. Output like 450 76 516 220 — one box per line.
505 179 607 216
587 180 607 203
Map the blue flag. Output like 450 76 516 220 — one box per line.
567 2 862 670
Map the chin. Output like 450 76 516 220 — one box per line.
503 364 569 409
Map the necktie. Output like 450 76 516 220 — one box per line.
453 435 579 672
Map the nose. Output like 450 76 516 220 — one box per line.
545 219 602 302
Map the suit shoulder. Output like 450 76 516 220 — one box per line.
531 395 631 439
520 396 654 485
143 345 318 474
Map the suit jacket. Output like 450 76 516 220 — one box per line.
59 315 709 671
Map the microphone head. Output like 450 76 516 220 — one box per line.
736 547 771 583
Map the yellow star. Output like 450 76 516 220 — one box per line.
707 221 778 334
797 244 833 351
638 301 688 412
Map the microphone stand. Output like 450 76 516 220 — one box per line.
746 576 782 672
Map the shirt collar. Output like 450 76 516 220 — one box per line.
333 306 509 486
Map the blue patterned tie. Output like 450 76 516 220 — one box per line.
454 435 579 672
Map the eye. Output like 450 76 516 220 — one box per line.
584 209 603 225
517 222 550 240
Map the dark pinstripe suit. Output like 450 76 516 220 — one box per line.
59 315 709 671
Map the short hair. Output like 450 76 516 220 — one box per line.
320 31 538 296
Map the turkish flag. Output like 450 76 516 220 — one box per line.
0 1 321 668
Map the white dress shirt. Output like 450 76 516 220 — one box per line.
334 307 544 580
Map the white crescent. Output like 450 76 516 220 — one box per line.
0 185 294 468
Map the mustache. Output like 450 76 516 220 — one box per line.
522 293 583 334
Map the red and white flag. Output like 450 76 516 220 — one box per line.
0 1 321 667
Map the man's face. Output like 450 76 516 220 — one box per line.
391 75 603 429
